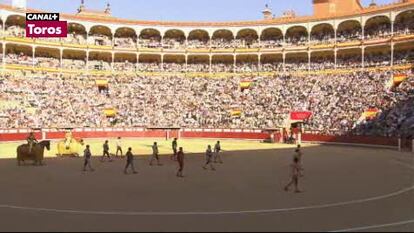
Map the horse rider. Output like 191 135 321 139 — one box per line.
27 132 38 153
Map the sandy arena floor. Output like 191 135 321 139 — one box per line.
0 143 413 232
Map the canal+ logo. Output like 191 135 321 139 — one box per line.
26 13 67 38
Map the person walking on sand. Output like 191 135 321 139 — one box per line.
203 145 216 171
294 144 304 177
171 138 178 161
149 142 162 166
176 147 185 178
124 147 138 174
101 140 112 162
284 157 303 193
83 145 94 172
214 141 223 164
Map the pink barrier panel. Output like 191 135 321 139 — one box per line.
302 134 398 147
181 131 270 140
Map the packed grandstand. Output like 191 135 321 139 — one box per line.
0 0 413 138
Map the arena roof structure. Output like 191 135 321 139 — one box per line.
0 0 413 27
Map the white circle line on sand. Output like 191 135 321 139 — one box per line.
331 219 414 232
0 185 413 216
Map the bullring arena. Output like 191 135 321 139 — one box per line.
0 129 413 231
0 0 414 231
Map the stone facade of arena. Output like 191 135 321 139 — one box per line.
0 0 412 76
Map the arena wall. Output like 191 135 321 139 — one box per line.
0 128 399 148
301 133 399 147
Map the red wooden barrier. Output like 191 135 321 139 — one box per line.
0 128 398 148
301 134 398 147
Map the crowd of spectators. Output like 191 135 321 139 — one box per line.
114 38 136 49
163 63 186 73
4 26 25 37
285 62 309 71
309 59 335 71
337 31 363 43
138 38 162 48
394 49 414 66
187 64 210 72
113 61 136 72
285 36 308 46
163 38 186 50
0 68 412 138
353 71 414 137
0 14 413 137
5 53 33 66
394 19 414 36
211 63 234 73
62 59 86 70
0 51 411 75
64 33 87 45
34 57 60 68
310 32 335 45
365 24 391 40
88 60 111 71
187 40 210 49
137 63 161 72
365 53 391 67
88 35 112 46
262 63 283 72
234 63 259 73
260 40 284 48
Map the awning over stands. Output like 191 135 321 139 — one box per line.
290 111 313 121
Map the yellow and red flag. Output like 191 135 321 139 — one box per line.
393 74 407 87
362 108 379 120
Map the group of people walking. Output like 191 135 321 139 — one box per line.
82 137 223 178
28 132 304 192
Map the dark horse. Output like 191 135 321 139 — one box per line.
17 140 51 166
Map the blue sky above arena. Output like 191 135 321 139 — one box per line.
13 0 396 21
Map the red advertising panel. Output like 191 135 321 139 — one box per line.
290 111 313 121
26 21 68 38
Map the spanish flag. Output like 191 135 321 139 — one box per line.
240 81 253 91
103 108 117 117
393 74 408 87
230 109 242 117
96 79 109 87
362 108 379 120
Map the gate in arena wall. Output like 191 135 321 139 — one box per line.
401 136 413 151
146 127 181 140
